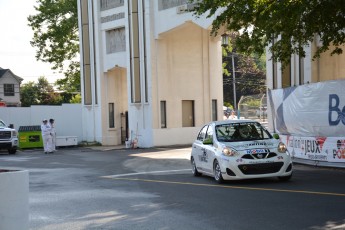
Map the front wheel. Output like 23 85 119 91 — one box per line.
191 157 201 176
8 148 16 154
278 174 292 182
214 160 224 184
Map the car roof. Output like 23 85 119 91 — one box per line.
207 119 259 126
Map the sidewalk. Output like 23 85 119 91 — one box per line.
86 145 127 151
85 144 191 152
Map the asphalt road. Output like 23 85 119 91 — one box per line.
0 146 345 230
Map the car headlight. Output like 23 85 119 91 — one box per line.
277 142 287 153
12 130 17 137
222 147 238 156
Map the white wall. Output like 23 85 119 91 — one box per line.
154 2 216 38
153 127 200 146
0 104 83 143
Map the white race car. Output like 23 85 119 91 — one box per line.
191 120 292 183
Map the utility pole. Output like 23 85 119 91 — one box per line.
231 54 237 111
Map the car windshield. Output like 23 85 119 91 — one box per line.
215 122 272 142
0 120 6 128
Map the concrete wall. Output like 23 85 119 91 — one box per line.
102 68 128 145
150 22 223 146
0 104 83 143
0 170 29 230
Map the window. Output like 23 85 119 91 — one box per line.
160 101 167 128
109 103 115 128
100 0 124 11
4 84 14 96
272 39 278 89
282 62 291 88
205 125 213 140
106 27 126 54
197 125 208 141
298 56 304 85
158 0 188 10
272 60 278 89
212 100 217 121
215 122 272 142
182 100 194 127
81 0 92 105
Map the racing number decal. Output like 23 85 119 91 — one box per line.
199 148 208 163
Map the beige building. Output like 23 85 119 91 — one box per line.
77 0 223 147
0 67 23 107
266 41 345 89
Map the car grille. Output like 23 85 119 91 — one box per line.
241 152 277 160
0 143 12 148
238 162 284 175
0 131 11 140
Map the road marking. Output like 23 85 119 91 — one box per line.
102 169 191 178
107 177 345 197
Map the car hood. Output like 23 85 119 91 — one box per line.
221 139 279 151
0 127 14 131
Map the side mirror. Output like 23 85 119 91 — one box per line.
273 133 280 140
203 138 213 145
8 124 14 129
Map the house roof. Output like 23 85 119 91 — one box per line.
0 67 24 83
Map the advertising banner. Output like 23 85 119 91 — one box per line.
280 135 345 163
268 79 345 137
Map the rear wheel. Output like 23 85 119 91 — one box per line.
191 157 201 176
214 160 224 184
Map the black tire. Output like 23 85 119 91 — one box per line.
8 148 16 154
191 157 201 176
278 174 292 181
214 160 224 184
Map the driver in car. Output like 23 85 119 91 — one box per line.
233 125 259 140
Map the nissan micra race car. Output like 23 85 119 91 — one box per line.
190 120 292 183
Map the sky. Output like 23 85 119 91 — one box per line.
0 0 63 84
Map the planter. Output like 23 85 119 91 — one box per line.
0 169 29 230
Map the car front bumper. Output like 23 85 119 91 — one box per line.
218 155 293 180
0 138 18 149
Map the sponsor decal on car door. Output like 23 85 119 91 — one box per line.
201 125 215 173
192 141 205 170
193 125 209 171
202 144 215 174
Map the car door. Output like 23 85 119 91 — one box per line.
191 125 208 171
202 124 216 174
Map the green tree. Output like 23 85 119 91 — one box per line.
191 0 345 66
222 32 266 107
20 82 39 107
36 77 62 105
20 77 63 106
70 94 82 104
27 0 80 92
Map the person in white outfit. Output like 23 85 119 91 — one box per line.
49 118 56 151
228 111 238 120
41 119 53 154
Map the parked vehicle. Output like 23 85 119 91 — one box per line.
0 120 18 154
190 120 292 183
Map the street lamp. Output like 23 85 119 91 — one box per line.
221 33 237 112
221 33 229 47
